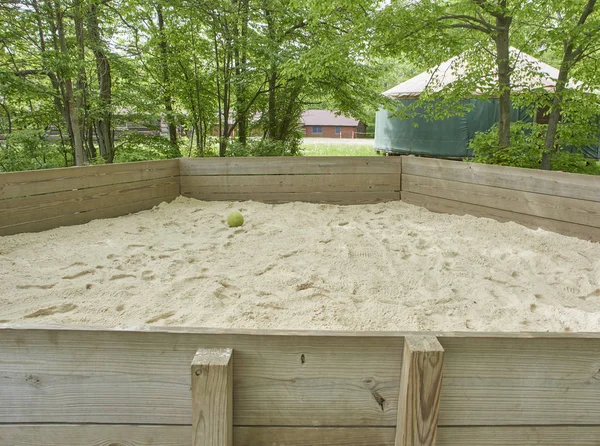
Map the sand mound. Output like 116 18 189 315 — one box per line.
1 196 599 332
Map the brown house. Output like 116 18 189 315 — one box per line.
301 110 366 138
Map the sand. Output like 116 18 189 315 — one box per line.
1 196 599 332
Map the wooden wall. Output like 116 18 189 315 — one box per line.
0 160 179 236
1 326 599 445
180 157 401 204
401 157 600 242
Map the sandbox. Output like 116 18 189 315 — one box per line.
1 196 599 332
1 156 600 446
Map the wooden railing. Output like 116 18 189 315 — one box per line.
0 326 599 445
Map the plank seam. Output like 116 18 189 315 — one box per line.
402 190 600 231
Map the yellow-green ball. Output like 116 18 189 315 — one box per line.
227 211 244 227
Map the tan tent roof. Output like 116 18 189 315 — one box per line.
301 110 359 127
383 48 580 99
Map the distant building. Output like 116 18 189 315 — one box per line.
301 110 366 138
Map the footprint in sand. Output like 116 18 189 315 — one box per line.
60 262 86 270
146 311 176 324
24 303 77 318
109 274 136 281
141 270 156 281
62 269 94 280
17 284 56 290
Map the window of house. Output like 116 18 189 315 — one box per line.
335 126 341 135
312 126 322 134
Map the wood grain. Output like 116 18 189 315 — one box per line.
2 425 600 445
0 177 178 227
401 157 600 202
192 348 233 446
0 327 404 426
402 174 600 227
182 190 400 204
1 327 600 427
0 193 176 236
179 157 401 176
396 336 444 446
401 191 600 242
0 159 178 200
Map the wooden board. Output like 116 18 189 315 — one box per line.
0 159 179 200
180 157 401 203
2 327 600 427
0 194 176 236
402 174 600 228
396 336 444 446
0 327 404 426
402 191 600 242
2 425 600 446
0 177 178 228
401 157 600 202
192 348 233 446
439 336 600 426
180 157 401 176
181 173 401 193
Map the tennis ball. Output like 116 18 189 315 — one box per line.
227 211 244 227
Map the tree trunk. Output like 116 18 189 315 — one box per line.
55 0 86 165
234 0 249 145
267 69 277 139
88 2 114 162
495 11 512 149
156 4 177 146
74 0 89 160
542 0 596 170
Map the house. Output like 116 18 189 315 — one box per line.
375 48 599 159
301 110 366 138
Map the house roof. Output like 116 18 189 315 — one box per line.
383 48 581 99
301 110 360 127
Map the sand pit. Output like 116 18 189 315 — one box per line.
1 196 599 331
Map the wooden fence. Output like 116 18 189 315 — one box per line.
180 157 401 204
0 326 599 445
0 156 598 241
0 160 180 236
401 157 600 242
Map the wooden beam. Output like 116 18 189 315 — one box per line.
396 336 445 446
191 348 233 446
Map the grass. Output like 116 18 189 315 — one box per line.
300 140 379 156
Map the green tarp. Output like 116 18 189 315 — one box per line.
375 98 600 159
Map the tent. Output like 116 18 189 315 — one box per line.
375 49 600 159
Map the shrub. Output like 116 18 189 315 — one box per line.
113 132 182 163
226 137 301 157
469 123 600 175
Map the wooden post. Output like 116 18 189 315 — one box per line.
191 348 233 446
395 336 444 446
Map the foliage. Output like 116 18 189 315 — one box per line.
226 137 302 157
470 122 600 174
113 133 182 163
0 130 71 172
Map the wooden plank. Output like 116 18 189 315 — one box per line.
2 327 600 427
0 194 176 236
396 336 444 446
179 156 401 176
180 173 401 194
192 348 233 446
0 327 404 426
401 191 600 242
438 336 600 426
402 174 600 228
182 190 400 204
3 425 600 446
0 159 179 200
0 177 179 227
401 157 600 202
